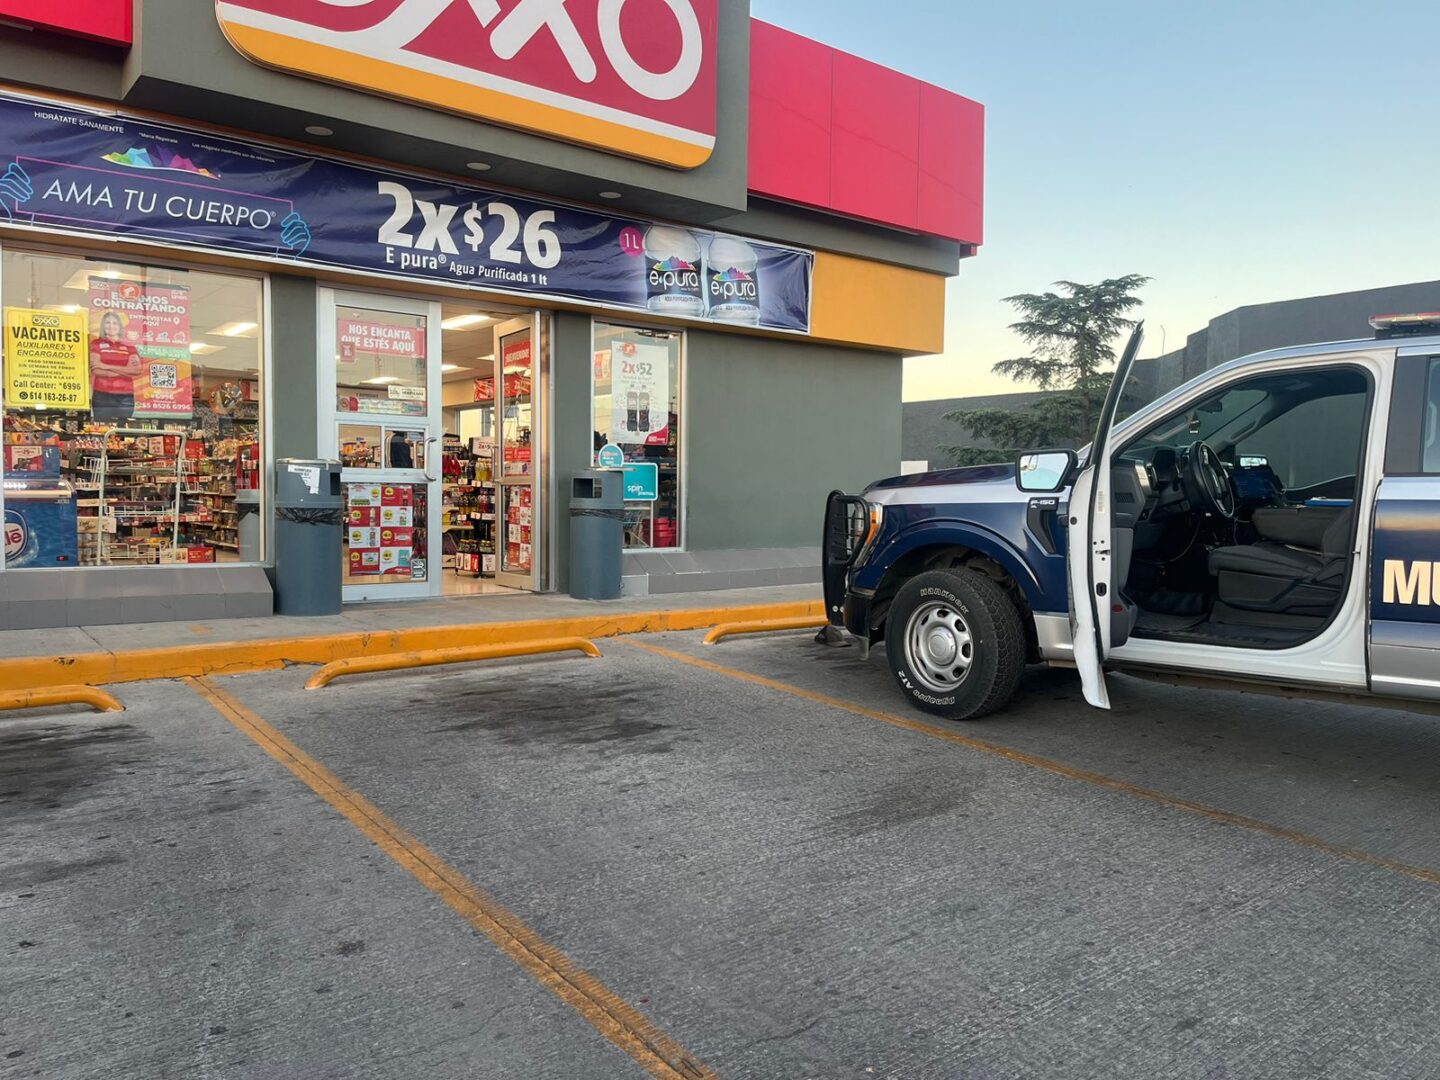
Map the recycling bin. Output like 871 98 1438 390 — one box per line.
569 469 624 600
273 458 343 615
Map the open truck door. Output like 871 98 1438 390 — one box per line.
1066 324 1145 710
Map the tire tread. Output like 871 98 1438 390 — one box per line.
887 567 1026 720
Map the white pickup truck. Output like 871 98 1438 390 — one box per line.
823 314 1440 720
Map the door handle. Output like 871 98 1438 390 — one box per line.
422 435 439 483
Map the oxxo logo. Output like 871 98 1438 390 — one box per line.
214 1 719 168
1382 559 1440 606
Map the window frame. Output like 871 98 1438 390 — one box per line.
0 238 273 571
587 318 686 553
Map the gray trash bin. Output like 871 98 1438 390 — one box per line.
236 487 262 564
569 469 624 600
273 458 344 615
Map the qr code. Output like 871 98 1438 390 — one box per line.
149 364 178 390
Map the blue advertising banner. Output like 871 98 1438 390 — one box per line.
0 93 813 333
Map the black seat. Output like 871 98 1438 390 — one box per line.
1207 506 1353 616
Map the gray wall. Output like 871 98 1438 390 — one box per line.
903 391 1053 468
548 318 898 589
551 312 598 592
268 275 320 462
684 332 900 550
1135 278 1440 402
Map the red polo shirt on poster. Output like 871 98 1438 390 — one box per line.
90 335 141 395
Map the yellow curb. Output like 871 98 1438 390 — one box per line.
306 637 602 690
0 600 822 693
0 685 125 713
702 615 828 645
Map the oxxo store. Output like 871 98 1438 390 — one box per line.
0 1 983 627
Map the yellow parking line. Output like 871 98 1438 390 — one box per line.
625 640 1440 891
187 676 715 1080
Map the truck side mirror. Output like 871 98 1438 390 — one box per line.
1016 450 1076 493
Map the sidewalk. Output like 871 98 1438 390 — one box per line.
0 585 823 690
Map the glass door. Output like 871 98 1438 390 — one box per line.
494 315 540 590
319 289 443 602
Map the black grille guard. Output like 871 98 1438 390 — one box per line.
822 490 868 627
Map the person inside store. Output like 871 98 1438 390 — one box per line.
90 310 142 421
388 429 414 469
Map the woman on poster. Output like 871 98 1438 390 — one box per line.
90 310 142 421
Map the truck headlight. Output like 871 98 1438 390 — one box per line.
855 502 884 564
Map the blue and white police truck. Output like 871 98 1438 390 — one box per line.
822 315 1440 720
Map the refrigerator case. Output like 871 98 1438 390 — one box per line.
4 478 79 567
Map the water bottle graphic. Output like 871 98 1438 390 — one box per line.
626 390 639 432
638 391 651 432
705 236 761 325
643 226 704 317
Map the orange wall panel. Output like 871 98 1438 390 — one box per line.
810 252 946 355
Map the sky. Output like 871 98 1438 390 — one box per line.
750 0 1440 400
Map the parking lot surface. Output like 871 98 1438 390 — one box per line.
7 629 1440 1078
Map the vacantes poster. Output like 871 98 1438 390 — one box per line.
87 277 193 419
3 306 89 411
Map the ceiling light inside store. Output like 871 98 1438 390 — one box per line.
46 304 81 315
62 267 137 289
598 191 623 200
465 161 491 172
363 375 401 384
305 125 334 137
441 313 492 330
441 363 464 372
190 342 226 356
210 321 258 337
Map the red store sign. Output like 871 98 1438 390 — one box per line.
214 0 719 168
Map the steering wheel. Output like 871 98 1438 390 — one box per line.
1182 441 1235 519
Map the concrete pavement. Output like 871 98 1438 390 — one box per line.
6 629 1440 1077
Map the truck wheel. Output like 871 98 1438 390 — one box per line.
885 568 1024 721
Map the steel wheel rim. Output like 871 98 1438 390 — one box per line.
904 599 974 693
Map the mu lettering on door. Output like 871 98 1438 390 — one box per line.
214 0 719 168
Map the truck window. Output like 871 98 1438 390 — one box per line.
1239 392 1367 489
1425 358 1440 473
1133 387 1266 450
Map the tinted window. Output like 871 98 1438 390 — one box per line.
1133 388 1267 450
1425 358 1440 473
1240 392 1367 489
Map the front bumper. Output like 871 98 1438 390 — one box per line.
843 589 874 640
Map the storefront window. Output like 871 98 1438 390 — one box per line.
2 250 264 568
335 304 429 471
591 322 681 549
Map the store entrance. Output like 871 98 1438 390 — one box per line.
440 313 543 595
320 289 440 602
319 290 544 602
